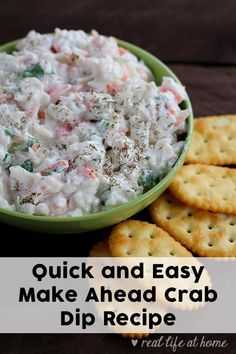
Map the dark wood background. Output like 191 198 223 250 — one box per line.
0 0 236 353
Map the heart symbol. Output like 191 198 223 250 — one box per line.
131 339 138 347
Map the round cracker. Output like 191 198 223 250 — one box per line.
186 115 236 165
150 191 236 257
169 164 236 214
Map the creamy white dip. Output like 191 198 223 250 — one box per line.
0 29 189 216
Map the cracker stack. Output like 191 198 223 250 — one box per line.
151 115 236 257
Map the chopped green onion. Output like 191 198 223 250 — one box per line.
100 120 109 132
19 63 44 79
4 128 15 137
16 137 40 152
140 170 157 192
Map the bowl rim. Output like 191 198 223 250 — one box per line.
0 37 193 223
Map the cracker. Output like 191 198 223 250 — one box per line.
89 238 150 338
186 115 236 165
169 164 236 214
109 220 192 257
150 191 236 257
108 220 212 311
89 238 111 257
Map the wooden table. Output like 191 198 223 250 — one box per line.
0 0 236 352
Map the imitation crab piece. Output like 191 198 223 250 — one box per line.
57 123 74 139
107 81 122 96
0 93 13 103
160 77 186 104
48 84 72 103
83 167 97 180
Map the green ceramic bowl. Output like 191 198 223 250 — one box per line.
0 38 193 234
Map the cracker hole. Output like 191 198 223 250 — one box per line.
150 234 154 239
220 150 225 153
183 180 189 184
170 251 175 256
166 215 172 220
230 222 235 226
187 229 192 234
196 171 201 175
187 212 193 217
222 175 227 179
229 239 234 243
208 225 213 230
222 197 228 201
228 136 233 141
204 139 208 143
209 183 215 188
195 152 200 156
208 242 213 247
128 233 134 239
127 251 131 256
167 199 172 204
148 252 153 256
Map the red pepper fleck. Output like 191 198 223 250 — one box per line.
38 111 45 120
51 45 60 53
64 123 74 132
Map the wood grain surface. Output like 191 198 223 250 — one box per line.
0 0 236 353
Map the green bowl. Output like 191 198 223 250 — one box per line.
0 38 193 234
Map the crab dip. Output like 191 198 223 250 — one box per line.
0 29 189 216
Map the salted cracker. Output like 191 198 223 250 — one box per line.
109 220 212 311
186 115 236 165
169 164 236 214
150 191 236 257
